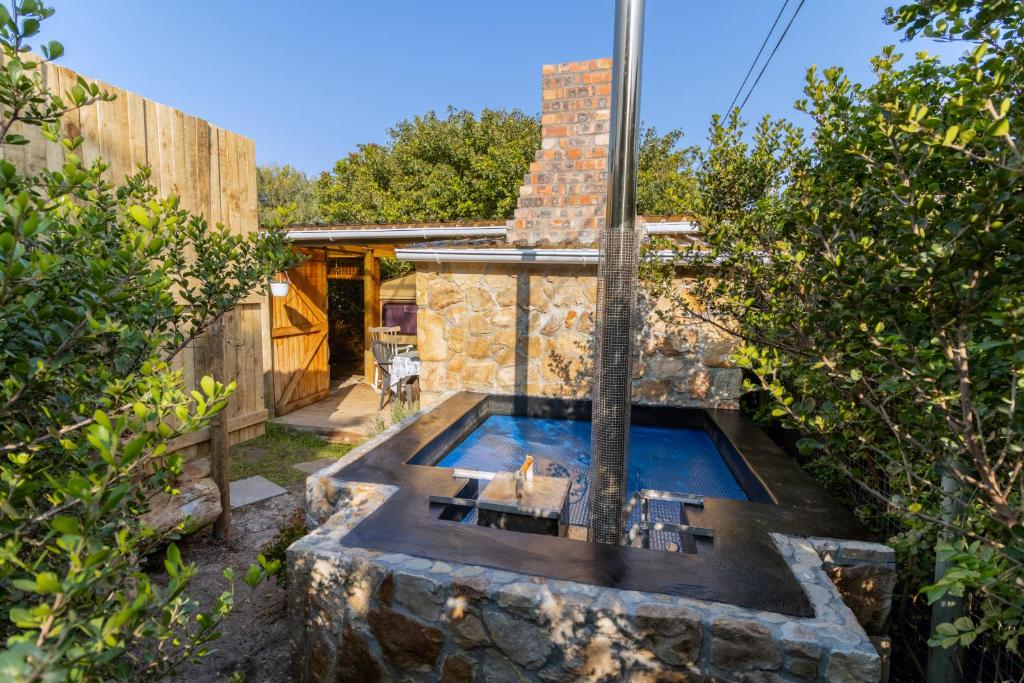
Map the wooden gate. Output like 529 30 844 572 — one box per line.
271 249 329 415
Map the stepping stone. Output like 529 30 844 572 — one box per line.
229 476 288 509
291 458 338 475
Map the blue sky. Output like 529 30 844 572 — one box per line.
46 1 962 176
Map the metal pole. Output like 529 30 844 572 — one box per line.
588 0 646 545
926 469 965 682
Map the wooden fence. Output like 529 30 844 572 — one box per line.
1 61 271 455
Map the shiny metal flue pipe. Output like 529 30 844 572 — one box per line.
588 0 646 545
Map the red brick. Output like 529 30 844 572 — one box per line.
508 57 612 248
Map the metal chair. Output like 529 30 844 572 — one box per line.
368 326 400 390
371 339 396 409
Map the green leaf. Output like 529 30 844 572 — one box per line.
128 205 150 227
953 616 973 630
986 118 1009 137
12 579 37 593
35 572 61 595
51 516 81 536
243 563 263 589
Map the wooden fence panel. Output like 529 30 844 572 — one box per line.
0 60 270 453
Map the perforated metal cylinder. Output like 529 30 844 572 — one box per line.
588 0 645 545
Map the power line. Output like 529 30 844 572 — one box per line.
737 0 808 112
723 0 791 117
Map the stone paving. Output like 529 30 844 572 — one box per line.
228 475 287 509
273 376 389 442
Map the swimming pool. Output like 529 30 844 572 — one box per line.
434 414 748 541
313 392 869 612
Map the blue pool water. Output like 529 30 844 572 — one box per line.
435 415 747 538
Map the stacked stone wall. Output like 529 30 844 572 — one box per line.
290 475 885 683
415 263 741 409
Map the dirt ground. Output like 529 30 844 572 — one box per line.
167 482 304 683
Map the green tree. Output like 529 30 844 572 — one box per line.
316 107 540 223
257 163 320 226
317 108 699 224
651 0 1024 663
636 126 700 216
0 3 296 679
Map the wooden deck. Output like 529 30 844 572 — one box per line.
271 375 388 442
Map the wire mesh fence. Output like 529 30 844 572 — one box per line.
588 224 642 544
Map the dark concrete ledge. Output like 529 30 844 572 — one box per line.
307 392 873 618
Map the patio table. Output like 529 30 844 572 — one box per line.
389 351 420 394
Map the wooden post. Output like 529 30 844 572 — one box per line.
208 312 231 540
260 291 276 419
363 251 381 383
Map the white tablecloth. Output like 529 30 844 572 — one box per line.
390 352 420 391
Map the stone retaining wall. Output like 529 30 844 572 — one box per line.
415 263 741 409
289 478 884 682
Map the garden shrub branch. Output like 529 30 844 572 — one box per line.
0 2 300 680
641 0 1024 660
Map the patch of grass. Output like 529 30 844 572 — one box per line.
260 507 307 587
229 423 357 487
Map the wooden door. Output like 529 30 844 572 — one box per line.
271 248 329 415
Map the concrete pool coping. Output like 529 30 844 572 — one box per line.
302 392 875 618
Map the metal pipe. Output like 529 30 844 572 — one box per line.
643 221 699 235
588 0 646 545
287 222 691 244
395 247 602 265
394 247 710 266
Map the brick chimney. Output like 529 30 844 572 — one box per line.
508 58 612 248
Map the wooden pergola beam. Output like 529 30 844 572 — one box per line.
324 245 397 258
363 252 381 382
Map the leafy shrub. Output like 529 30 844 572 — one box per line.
0 2 298 679
260 508 308 588
649 0 1023 660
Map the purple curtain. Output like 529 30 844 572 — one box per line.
383 302 417 335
